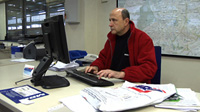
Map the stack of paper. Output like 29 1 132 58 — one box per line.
155 88 200 111
60 81 177 112
49 61 79 71
60 82 200 112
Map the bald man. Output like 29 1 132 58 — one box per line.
85 8 157 84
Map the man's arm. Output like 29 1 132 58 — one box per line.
122 35 157 83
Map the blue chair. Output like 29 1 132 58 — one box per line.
151 46 161 84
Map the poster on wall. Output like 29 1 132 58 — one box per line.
118 0 200 58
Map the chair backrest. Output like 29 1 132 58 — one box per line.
151 46 161 84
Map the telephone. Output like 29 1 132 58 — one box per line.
78 54 98 63
84 54 98 61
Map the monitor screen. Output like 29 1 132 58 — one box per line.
31 15 70 89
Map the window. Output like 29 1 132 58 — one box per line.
25 0 46 36
6 0 23 40
6 0 65 41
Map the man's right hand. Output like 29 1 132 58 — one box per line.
85 66 99 74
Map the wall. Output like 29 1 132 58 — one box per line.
83 0 98 54
161 56 200 92
96 0 116 54
65 0 115 54
0 3 6 40
64 0 85 51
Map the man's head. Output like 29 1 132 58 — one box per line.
109 8 130 36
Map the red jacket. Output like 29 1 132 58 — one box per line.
91 21 157 83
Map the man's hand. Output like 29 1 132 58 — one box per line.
85 66 99 74
97 69 125 79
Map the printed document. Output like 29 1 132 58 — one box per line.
80 81 176 111
0 85 48 104
60 81 176 112
49 61 79 71
60 95 97 112
155 88 200 111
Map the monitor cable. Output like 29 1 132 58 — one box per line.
15 77 32 85
15 61 58 85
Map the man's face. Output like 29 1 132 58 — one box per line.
109 9 127 36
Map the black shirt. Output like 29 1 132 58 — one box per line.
110 29 131 71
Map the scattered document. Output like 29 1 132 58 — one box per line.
49 61 79 71
155 88 200 111
60 81 176 112
60 95 97 112
80 81 176 112
11 58 35 62
0 85 48 104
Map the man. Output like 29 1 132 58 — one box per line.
85 8 157 83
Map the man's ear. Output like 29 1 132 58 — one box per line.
124 18 129 26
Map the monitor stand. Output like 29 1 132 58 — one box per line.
41 75 70 89
31 56 70 89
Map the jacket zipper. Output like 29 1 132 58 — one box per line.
108 38 113 60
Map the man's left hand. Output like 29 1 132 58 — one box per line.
97 69 125 79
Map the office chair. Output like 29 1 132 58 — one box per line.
151 46 161 84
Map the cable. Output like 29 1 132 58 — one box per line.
15 77 32 85
42 60 57 77
14 60 58 85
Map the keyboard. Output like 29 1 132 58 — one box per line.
66 69 114 87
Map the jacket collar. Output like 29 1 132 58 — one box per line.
107 20 136 41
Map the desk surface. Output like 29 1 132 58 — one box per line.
0 59 199 112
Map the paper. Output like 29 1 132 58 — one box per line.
19 98 34 105
23 64 34 77
11 58 35 62
80 81 176 112
60 95 97 112
49 61 79 71
48 104 65 112
0 85 48 103
155 88 200 111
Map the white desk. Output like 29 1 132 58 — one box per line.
0 59 199 112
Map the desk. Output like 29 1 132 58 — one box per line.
0 58 27 67
0 59 199 112
0 48 10 59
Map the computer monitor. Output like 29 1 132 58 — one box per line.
31 15 70 89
